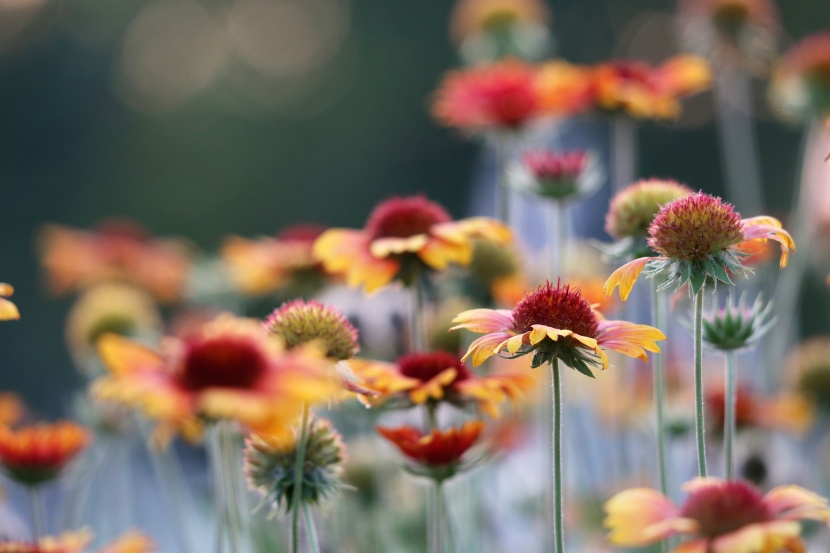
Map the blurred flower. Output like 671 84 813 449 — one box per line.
605 179 694 241
701 293 773 351
0 421 91 485
221 225 327 297
0 284 19 321
0 528 156 553
0 394 24 428
314 195 511 293
507 150 602 201
93 315 338 447
452 280 664 375
786 337 830 413
264 299 359 361
431 60 544 133
350 350 535 418
38 220 191 303
604 478 830 551
771 32 830 122
592 56 712 120
535 60 595 115
245 416 345 514
604 193 795 299
425 297 477 354
377 421 486 481
66 284 161 376
706 385 813 435
678 0 779 68
467 239 525 306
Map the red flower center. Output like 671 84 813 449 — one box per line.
181 336 267 391
275 224 325 243
524 151 587 181
398 351 471 384
511 281 599 338
365 196 452 240
680 481 771 537
612 61 652 85
480 77 539 127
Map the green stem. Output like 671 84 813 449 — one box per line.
28 486 46 540
494 137 510 224
725 350 737 480
548 201 567 279
410 271 427 353
551 359 564 553
650 279 668 495
209 426 226 553
438 481 459 553
429 480 445 553
218 422 242 553
302 502 321 553
693 291 708 477
291 404 311 553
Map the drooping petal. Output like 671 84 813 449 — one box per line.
764 485 830 522
313 229 400 293
604 488 683 546
653 55 712 97
451 308 513 334
462 331 513 367
419 237 474 270
0 297 19 320
711 521 802 553
97 333 164 376
740 217 796 268
597 320 666 362
409 368 458 404
603 257 654 301
370 235 430 258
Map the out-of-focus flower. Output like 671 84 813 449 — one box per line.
507 150 602 201
314 196 511 293
771 32 830 122
425 297 477 354
604 193 795 299
0 394 24 428
264 300 359 361
0 284 19 321
452 280 664 375
605 179 694 241
535 60 595 116
678 0 780 68
0 421 91 485
706 385 813 435
93 315 338 447
66 284 161 376
467 239 525 306
245 416 346 514
38 220 191 303
351 350 534 418
786 337 830 413
377 421 486 480
0 528 156 553
592 56 712 120
221 225 327 297
701 293 773 351
604 478 830 551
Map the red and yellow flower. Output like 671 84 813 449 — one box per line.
377 421 485 479
93 315 339 447
0 421 91 485
221 225 327 297
0 283 19 321
604 192 795 299
771 31 830 122
591 56 712 120
605 478 830 551
452 280 664 375
350 351 535 418
313 195 511 293
0 529 155 553
38 220 191 303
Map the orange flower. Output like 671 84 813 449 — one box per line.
0 283 19 321
314 196 511 293
534 60 595 116
221 225 327 296
377 421 485 479
38 220 190 303
592 56 711 120
0 422 91 485
350 351 534 418
0 393 24 427
706 385 813 435
93 315 339 447
0 529 155 553
771 32 830 122
452 280 664 375
605 478 830 551
449 0 549 46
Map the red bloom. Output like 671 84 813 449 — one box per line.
0 422 91 485
377 421 484 468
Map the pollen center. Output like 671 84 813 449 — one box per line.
680 481 770 537
365 196 453 240
510 281 599 338
398 351 471 384
182 336 267 391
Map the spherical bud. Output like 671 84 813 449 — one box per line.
265 300 359 360
605 179 694 240
701 294 773 351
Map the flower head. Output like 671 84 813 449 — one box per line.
604 192 795 299
786 337 830 413
377 421 486 481
0 283 19 321
534 60 595 115
221 225 327 297
605 179 695 240
244 416 346 514
507 150 602 201
0 421 91 485
701 293 773 351
605 478 830 551
592 56 712 120
314 195 511 293
452 280 665 376
264 300 359 361
0 529 156 553
771 32 830 122
38 221 191 303
706 385 812 435
93 315 339 447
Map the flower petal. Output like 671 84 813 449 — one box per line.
97 334 164 376
603 257 653 301
597 320 665 363
0 298 19 321
764 485 830 522
604 487 682 546
462 332 512 367
451 308 513 334
314 229 400 293
741 217 796 268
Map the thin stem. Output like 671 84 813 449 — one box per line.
429 480 445 553
611 117 637 191
291 404 311 553
650 279 669 495
494 137 510 224
302 502 321 553
438 482 460 553
551 358 564 553
693 291 708 478
426 402 438 431
725 350 737 480
409 271 427 353
548 201 567 278
218 422 242 553
28 486 46 540
209 425 226 553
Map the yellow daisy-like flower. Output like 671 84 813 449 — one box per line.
92 315 339 447
604 192 795 299
605 478 830 552
0 528 156 553
314 195 511 293
451 280 664 376
0 283 19 321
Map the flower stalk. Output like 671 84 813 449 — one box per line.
551 358 564 553
724 350 737 480
291 404 313 553
28 485 46 540
650 279 669 496
693 291 708 478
